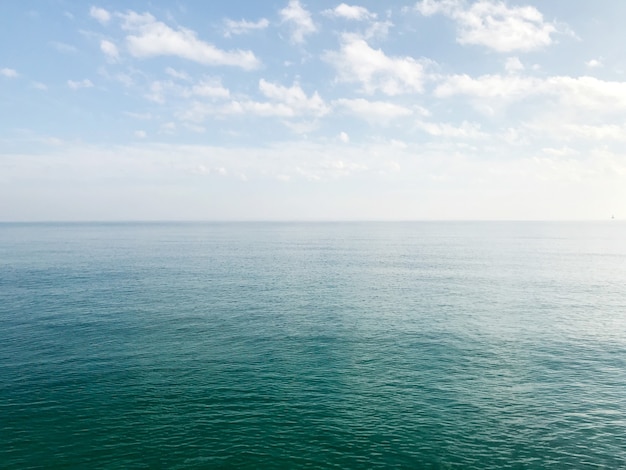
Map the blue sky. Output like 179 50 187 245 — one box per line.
1 0 625 220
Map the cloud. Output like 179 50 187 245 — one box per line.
416 120 486 138
90 6 111 24
536 123 626 142
323 4 390 39
67 79 94 89
165 67 190 81
339 131 350 143
280 0 317 44
1 68 18 78
586 58 603 68
178 80 328 122
134 130 147 139
188 78 230 99
505 57 524 73
324 4 377 21
100 40 119 60
415 0 563 52
143 76 231 105
258 79 328 116
334 98 413 123
436 73 626 112
324 35 427 95
223 18 269 37
120 11 260 69
548 76 626 110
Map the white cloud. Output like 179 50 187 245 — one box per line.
165 67 190 81
143 76 230 106
258 79 328 116
541 146 575 157
280 0 317 44
334 98 413 124
178 80 328 122
120 11 260 70
505 57 524 74
223 18 269 37
67 79 94 89
547 76 626 110
339 131 350 143
364 20 394 40
416 120 485 138
435 73 539 99
134 130 147 139
188 78 230 99
32 81 48 90
586 58 603 68
100 40 119 60
1 68 18 78
90 6 111 24
436 73 626 114
324 35 427 95
415 0 563 52
324 4 376 21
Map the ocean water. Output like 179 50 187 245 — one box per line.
1 221 625 469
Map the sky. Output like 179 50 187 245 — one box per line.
1 0 625 221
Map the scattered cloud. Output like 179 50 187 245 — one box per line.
177 79 328 122
165 67 190 81
586 58 603 68
339 131 350 143
134 130 147 138
435 73 539 100
100 39 119 60
89 6 111 24
324 4 377 21
363 20 394 40
505 57 524 74
1 68 18 78
280 0 317 44
258 79 328 116
188 78 230 99
223 18 269 37
120 11 260 69
32 81 48 90
435 73 626 113
335 98 413 123
67 79 94 89
415 0 564 52
416 120 486 138
324 35 427 95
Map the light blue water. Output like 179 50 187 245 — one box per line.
1 222 625 468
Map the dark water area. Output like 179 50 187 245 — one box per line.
1 222 626 468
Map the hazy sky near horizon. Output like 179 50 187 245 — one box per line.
1 0 625 220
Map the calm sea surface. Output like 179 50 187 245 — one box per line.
1 222 625 469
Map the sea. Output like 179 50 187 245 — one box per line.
1 221 625 469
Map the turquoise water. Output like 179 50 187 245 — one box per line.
1 222 626 468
